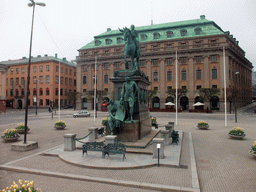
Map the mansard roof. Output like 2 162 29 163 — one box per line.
79 15 227 50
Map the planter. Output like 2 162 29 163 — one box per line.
249 150 256 157
54 125 66 130
16 128 30 134
1 135 20 142
228 134 245 140
197 125 210 130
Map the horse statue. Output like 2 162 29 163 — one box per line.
119 26 141 71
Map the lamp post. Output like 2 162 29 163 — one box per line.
235 72 239 123
24 0 45 144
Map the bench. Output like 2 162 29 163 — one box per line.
82 142 106 157
103 142 126 161
97 127 105 137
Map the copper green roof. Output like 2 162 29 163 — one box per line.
0 55 77 67
79 15 228 50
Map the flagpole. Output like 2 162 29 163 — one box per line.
223 47 227 127
94 55 97 122
175 49 178 125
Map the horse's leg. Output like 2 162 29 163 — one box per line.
131 55 135 70
136 56 140 71
124 53 128 70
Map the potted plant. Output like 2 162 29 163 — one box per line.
15 123 29 134
151 117 157 125
54 120 66 130
102 117 108 126
2 129 20 141
228 127 245 139
1 179 42 192
249 141 256 157
197 120 209 129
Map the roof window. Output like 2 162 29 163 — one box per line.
180 29 187 36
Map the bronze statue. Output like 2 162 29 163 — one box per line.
120 77 139 122
119 25 140 71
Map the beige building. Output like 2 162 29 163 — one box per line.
76 16 253 111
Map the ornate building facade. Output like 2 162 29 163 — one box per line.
1 54 77 109
76 15 253 111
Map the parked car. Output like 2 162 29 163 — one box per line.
73 110 90 118
64 104 73 109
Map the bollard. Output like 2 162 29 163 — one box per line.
105 135 117 145
88 127 98 142
160 130 170 145
64 133 77 151
152 138 164 159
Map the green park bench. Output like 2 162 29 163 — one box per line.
82 142 106 157
103 142 126 161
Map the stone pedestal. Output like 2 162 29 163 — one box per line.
88 127 98 142
64 133 76 151
11 141 38 151
165 124 174 137
160 130 170 145
105 135 117 145
152 138 164 159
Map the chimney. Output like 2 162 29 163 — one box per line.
55 53 58 58
200 15 205 20
107 28 111 32
63 57 67 61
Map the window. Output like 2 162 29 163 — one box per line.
39 76 43 83
211 40 216 45
180 29 187 36
16 68 19 74
21 77 25 84
140 60 145 67
46 65 49 71
21 68 25 74
56 76 59 84
104 63 108 69
153 45 158 51
181 42 186 47
69 78 72 85
33 66 36 72
33 76 36 83
46 99 50 106
74 70 76 76
196 56 201 63
46 88 49 95
196 69 202 80
39 88 43 95
211 55 217 62
104 88 108 92
56 66 59 72
6 89 8 96
212 69 217 79
15 78 19 85
117 37 122 43
181 70 187 81
93 75 97 84
195 28 201 35
69 69 72 75
33 88 36 96
167 31 173 38
60 77 63 84
167 44 172 48
55 88 58 96
16 89 19 96
141 34 146 40
83 65 87 71
181 57 186 64
65 68 68 74
61 67 63 73
115 62 120 69
106 39 111 45
195 41 201 46
167 86 172 91
82 89 86 93
167 58 172 65
10 89 13 96
212 85 217 88
60 89 63 96
153 33 159 39
140 46 145 51
10 78 13 85
104 74 108 84
83 76 87 84
182 86 187 90
105 50 109 54
40 66 43 72
95 40 100 46
11 68 13 74
65 78 68 85
153 59 158 66
153 71 158 82
21 89 24 96
167 71 172 81
153 86 158 91
6 78 8 86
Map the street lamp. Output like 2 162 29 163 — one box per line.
235 72 239 123
24 0 45 144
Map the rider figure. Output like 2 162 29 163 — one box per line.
130 25 139 49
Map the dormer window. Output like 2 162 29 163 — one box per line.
141 34 147 40
153 33 160 39
167 31 173 38
117 37 123 44
105 39 112 45
195 28 201 35
180 29 187 36
95 40 101 46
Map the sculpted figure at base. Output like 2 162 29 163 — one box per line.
120 77 139 122
107 99 125 135
119 25 140 71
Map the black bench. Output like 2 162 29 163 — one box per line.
82 142 106 157
103 142 126 161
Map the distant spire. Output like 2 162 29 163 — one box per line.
151 1 153 25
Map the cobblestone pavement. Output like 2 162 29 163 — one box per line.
1 107 256 191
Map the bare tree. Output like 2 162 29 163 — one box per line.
199 88 220 102
65 91 81 110
166 88 188 105
147 90 157 108
225 87 239 113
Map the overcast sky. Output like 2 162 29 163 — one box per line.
1 0 256 68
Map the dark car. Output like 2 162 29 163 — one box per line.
63 104 73 109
